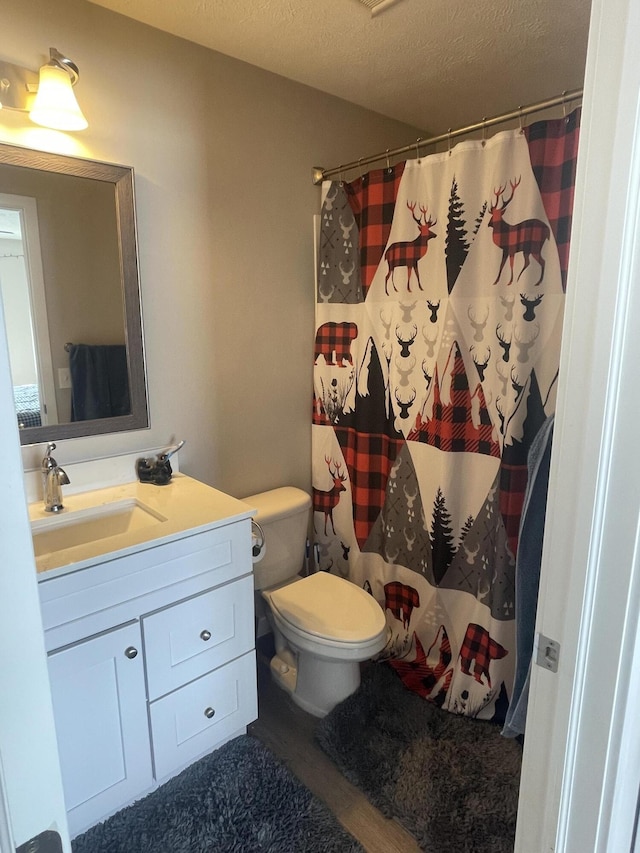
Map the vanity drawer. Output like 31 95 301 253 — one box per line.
39 519 252 652
143 576 254 700
149 650 258 781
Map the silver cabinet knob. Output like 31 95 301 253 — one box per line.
204 707 216 719
124 646 138 659
200 630 211 642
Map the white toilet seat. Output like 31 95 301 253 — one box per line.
265 571 385 645
263 571 387 715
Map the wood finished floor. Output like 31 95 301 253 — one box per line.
249 658 421 853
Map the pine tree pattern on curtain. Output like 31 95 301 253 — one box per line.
312 110 580 720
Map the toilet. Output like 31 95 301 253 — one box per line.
245 486 387 717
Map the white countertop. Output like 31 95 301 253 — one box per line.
31 474 254 578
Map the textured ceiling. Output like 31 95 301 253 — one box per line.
87 0 592 133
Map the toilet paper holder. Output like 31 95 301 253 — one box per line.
251 519 265 562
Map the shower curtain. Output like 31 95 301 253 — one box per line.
312 109 581 721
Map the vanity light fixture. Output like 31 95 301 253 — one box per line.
0 48 88 131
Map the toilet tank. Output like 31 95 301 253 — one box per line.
243 487 311 591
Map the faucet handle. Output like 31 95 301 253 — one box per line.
42 442 58 470
158 439 185 462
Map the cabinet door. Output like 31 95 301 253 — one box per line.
48 622 153 838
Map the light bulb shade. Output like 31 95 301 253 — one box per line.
30 64 88 131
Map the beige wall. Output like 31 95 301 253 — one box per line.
1 0 420 498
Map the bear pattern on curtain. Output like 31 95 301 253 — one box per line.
312 109 580 721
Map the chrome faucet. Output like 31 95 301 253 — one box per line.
42 442 70 512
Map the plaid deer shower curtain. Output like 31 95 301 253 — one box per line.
312 110 580 720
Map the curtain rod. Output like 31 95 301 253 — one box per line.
312 88 583 185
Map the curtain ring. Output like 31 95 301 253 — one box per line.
415 137 422 163
447 129 452 156
338 165 344 185
358 158 364 180
385 149 391 172
518 106 524 134
481 118 487 147
562 90 568 118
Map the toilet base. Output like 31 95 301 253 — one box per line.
270 652 298 695
269 650 361 718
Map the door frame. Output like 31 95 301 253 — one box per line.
515 0 640 849
0 192 58 426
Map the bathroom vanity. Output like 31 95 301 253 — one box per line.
32 475 257 838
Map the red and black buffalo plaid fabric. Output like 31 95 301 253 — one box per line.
389 629 453 703
458 622 507 689
526 107 581 292
335 425 404 547
313 322 358 366
488 111 582 552
344 163 406 296
489 216 550 285
384 581 421 629
499 461 530 557
383 214 436 290
408 344 500 457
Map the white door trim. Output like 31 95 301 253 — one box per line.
0 191 58 426
0 752 16 853
516 0 640 849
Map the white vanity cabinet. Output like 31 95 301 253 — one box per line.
37 486 257 840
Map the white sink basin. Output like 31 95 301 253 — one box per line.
31 498 167 558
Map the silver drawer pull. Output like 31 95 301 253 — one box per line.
124 646 138 659
200 630 212 642
204 707 216 719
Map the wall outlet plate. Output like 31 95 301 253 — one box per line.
57 367 71 389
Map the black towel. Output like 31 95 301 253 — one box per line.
69 344 130 421
502 414 554 738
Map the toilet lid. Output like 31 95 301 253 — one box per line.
268 572 385 643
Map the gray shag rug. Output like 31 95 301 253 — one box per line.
71 735 363 853
316 663 522 853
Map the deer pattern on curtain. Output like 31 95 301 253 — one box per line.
312 110 580 720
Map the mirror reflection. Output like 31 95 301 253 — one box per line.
0 144 148 444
